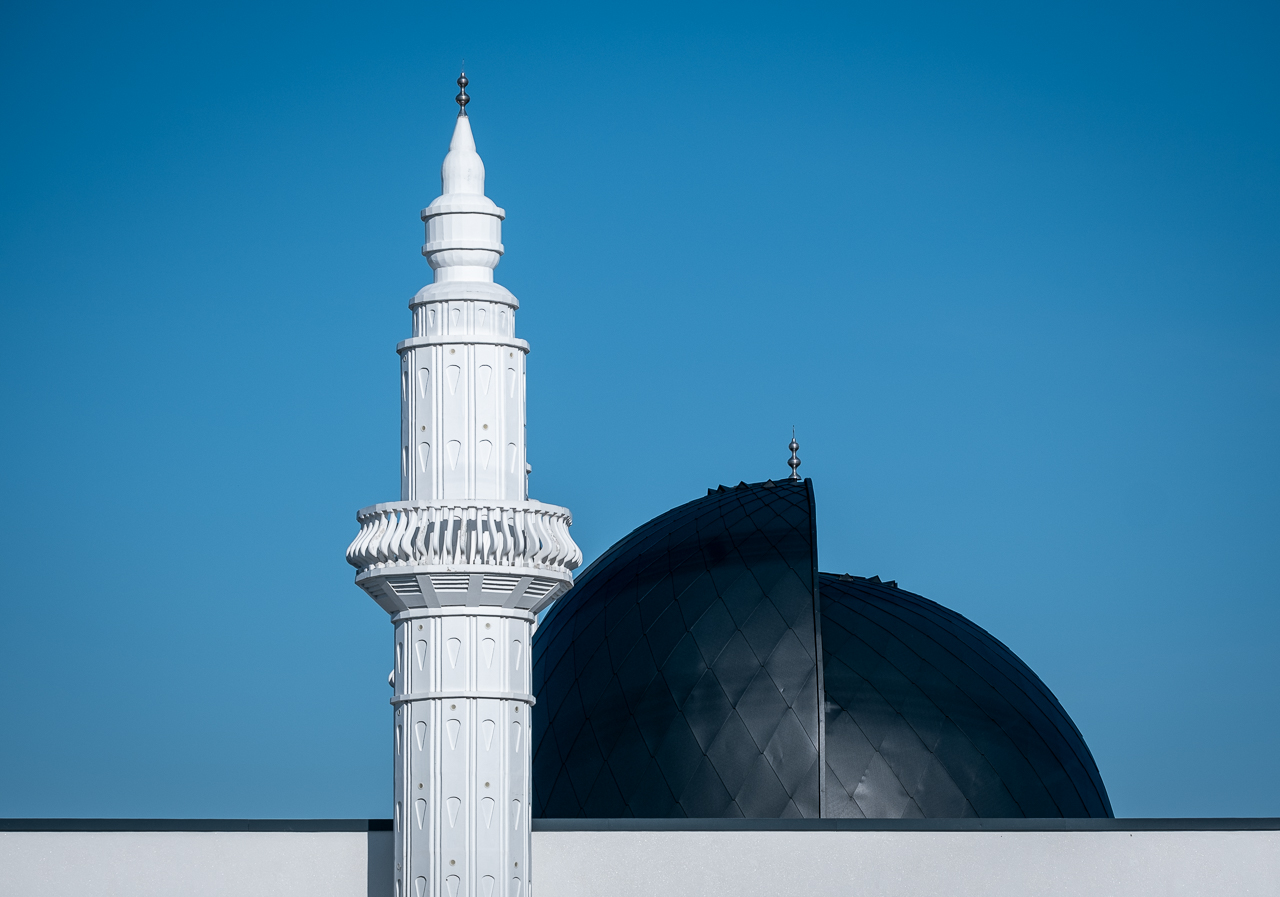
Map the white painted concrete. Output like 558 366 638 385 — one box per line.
345 83 580 897
0 831 391 897
389 607 535 897
2 828 1276 897
533 829 1280 897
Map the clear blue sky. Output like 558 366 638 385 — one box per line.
1 0 1276 819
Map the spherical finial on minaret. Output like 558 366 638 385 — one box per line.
787 429 802 481
455 70 470 116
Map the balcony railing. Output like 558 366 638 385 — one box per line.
346 500 581 576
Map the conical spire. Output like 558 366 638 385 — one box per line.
441 104 485 195
421 73 505 283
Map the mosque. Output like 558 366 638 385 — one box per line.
2 75 1273 897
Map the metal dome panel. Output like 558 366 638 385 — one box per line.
531 480 822 817
819 574 1112 818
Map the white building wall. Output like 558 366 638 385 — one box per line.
0 831 388 897
534 828 1280 897
1 828 1277 897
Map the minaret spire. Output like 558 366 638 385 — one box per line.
347 76 580 897
788 429 802 481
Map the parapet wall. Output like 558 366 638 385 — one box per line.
2 819 1277 897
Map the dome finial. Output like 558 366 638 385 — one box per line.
455 68 469 116
787 428 801 481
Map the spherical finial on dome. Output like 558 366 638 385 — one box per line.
456 70 470 116
788 429 801 481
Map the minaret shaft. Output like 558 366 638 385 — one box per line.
399 299 526 502
392 608 532 897
348 78 579 897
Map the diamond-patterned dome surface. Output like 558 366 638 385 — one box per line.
531 480 1112 818
819 574 1112 818
532 479 821 818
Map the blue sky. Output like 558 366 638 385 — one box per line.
1 0 1276 818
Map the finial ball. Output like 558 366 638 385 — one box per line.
455 71 470 114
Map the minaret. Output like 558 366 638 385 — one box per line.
347 73 581 897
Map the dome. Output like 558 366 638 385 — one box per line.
817 573 1112 817
530 479 1112 818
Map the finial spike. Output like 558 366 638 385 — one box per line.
787 428 801 481
455 70 470 116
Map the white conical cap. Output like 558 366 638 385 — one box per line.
441 114 486 196
420 80 505 285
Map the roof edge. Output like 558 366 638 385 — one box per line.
5 817 1275 833
532 817 1280 832
0 819 392 832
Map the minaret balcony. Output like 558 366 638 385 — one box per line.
346 499 581 614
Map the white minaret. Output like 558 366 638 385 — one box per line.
347 73 581 897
